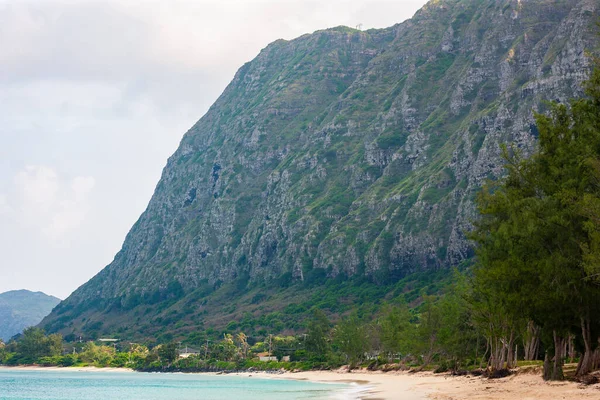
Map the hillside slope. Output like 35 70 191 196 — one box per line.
42 0 599 339
0 290 60 341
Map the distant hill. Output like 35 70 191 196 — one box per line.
0 290 61 341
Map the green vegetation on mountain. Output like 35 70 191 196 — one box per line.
0 290 60 342
5 54 600 385
40 0 598 348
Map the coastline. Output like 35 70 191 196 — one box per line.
271 370 430 399
2 365 600 399
254 369 600 400
0 365 134 373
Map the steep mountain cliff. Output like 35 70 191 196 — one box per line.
0 290 60 341
42 0 598 339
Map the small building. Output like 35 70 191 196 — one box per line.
256 352 278 362
178 346 201 358
97 338 119 343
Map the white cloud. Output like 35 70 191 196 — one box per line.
14 165 59 212
11 165 95 241
43 175 95 239
0 194 12 215
71 176 95 202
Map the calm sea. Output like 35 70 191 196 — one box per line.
0 369 364 400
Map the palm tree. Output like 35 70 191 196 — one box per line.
222 334 236 361
237 332 249 359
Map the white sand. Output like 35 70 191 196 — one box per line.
3 365 599 399
265 369 600 400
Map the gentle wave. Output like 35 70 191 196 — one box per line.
0 369 353 400
328 381 374 400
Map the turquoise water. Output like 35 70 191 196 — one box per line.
0 369 359 400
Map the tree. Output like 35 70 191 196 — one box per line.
333 313 369 369
157 342 179 365
378 303 413 361
0 339 8 364
305 309 331 361
219 334 237 361
79 342 116 366
128 343 149 366
434 279 480 371
236 332 249 359
16 328 63 363
413 295 444 369
471 62 600 379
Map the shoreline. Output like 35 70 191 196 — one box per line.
270 369 600 400
269 370 430 399
2 365 600 399
0 365 134 373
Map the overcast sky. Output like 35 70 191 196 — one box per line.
0 0 427 299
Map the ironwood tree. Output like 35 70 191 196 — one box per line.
471 62 600 380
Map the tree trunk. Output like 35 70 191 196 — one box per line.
524 321 540 361
499 337 507 370
495 337 501 370
543 331 565 381
576 316 593 377
592 340 600 371
415 335 436 372
480 337 490 370
488 336 496 370
551 331 565 381
567 334 575 363
543 351 552 381
505 330 515 369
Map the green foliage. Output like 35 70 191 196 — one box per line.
30 10 600 381
378 303 414 360
333 313 369 368
79 342 117 366
58 354 77 367
305 309 331 360
9 328 63 364
470 62 600 379
376 133 408 149
0 342 9 364
157 342 179 365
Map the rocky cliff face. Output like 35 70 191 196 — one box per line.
43 0 598 336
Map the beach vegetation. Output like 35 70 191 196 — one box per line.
470 60 600 380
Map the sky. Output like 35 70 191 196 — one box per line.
0 0 428 299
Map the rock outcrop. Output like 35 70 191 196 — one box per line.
42 0 599 337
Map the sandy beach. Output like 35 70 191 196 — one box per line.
2 365 600 399
272 369 600 400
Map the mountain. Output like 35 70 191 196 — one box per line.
0 290 61 341
42 0 598 340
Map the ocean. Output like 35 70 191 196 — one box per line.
0 369 363 400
